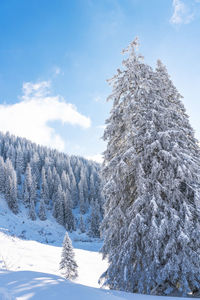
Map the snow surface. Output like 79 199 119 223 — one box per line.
0 197 199 299
0 269 184 300
0 195 102 251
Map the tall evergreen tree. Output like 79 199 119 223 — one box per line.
4 158 18 214
41 167 49 205
6 144 16 167
23 163 32 207
29 195 36 220
6 168 18 214
61 171 69 191
52 184 63 221
60 232 78 280
89 199 101 238
79 214 86 233
52 167 61 192
38 197 47 221
89 173 95 202
30 152 40 188
9 170 18 214
78 177 85 214
101 39 200 297
23 163 36 219
0 156 5 193
71 173 78 208
16 146 24 185
63 192 74 231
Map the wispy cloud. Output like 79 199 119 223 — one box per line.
22 81 51 99
54 66 64 76
170 0 195 24
0 81 91 151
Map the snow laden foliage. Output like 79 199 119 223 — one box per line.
60 231 78 280
0 157 18 214
89 199 102 238
100 38 200 297
0 131 103 236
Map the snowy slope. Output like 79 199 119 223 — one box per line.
0 194 106 289
0 268 196 300
0 231 107 289
0 195 66 246
0 269 176 300
0 197 200 299
0 195 102 250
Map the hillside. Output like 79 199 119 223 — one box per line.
0 131 103 237
0 200 194 300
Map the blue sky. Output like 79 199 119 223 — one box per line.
0 0 200 162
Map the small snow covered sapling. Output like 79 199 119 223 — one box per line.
60 231 78 280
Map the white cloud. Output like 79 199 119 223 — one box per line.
170 0 194 24
0 81 91 151
54 66 64 76
22 81 51 99
55 67 61 75
51 66 64 77
86 154 103 164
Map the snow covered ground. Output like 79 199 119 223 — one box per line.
0 197 200 299
0 269 182 300
0 231 107 289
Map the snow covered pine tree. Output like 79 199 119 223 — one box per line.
60 232 78 280
100 38 200 297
